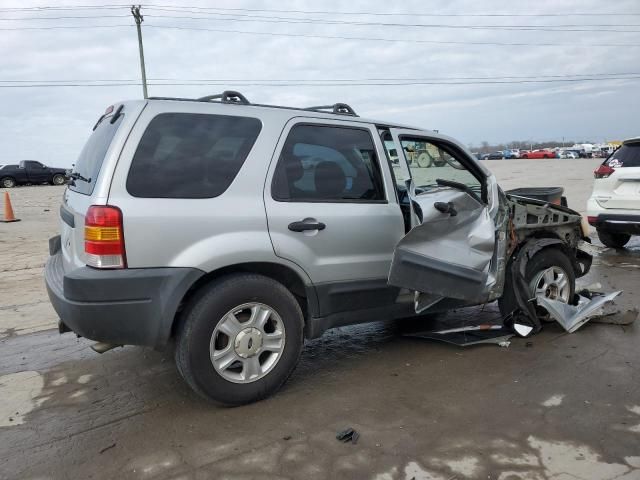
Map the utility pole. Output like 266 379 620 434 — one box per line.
131 5 148 99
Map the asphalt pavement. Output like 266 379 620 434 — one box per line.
1 160 639 480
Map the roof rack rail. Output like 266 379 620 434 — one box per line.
198 90 250 105
306 103 358 116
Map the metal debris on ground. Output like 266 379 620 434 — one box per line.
536 291 623 333
404 324 514 347
336 427 360 444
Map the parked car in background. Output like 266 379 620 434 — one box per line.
0 160 68 188
559 151 578 159
487 151 504 160
508 149 521 158
587 137 640 248
521 149 555 159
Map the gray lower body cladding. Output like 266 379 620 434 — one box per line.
45 248 204 348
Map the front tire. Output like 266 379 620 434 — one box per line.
1 177 16 188
597 229 631 249
175 273 304 405
52 174 66 185
499 248 575 323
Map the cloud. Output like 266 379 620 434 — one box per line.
1 0 639 166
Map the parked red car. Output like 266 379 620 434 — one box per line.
520 149 556 159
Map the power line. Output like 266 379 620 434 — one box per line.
0 4 638 17
3 9 638 32
5 10 639 31
0 24 132 31
1 76 639 88
0 15 130 20
0 19 637 47
2 72 638 83
142 12 640 33
76 4 640 18
143 24 640 48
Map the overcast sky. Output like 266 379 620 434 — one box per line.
1 0 639 167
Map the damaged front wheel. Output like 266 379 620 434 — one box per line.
499 248 576 326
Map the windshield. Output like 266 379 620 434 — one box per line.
69 114 124 195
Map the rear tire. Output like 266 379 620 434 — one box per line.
1 177 16 188
499 248 575 322
175 273 304 406
597 229 631 249
52 174 66 185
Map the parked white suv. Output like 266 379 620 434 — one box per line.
587 137 640 248
45 91 592 405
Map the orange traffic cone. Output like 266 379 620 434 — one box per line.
2 192 20 223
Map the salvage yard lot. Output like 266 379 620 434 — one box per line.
1 158 639 479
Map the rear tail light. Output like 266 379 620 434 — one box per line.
587 216 598 226
84 205 126 268
594 164 615 178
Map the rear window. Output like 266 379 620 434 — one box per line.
126 113 262 198
606 143 640 168
69 113 124 195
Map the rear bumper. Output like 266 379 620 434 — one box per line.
44 242 203 347
589 214 640 235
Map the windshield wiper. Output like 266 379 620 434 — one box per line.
69 172 91 183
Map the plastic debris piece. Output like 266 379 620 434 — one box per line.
536 291 622 333
336 427 360 444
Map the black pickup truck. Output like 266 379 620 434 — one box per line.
0 161 68 188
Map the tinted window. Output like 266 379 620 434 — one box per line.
127 113 261 198
69 114 124 195
606 143 640 168
272 125 385 202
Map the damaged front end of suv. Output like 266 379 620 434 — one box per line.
388 186 594 334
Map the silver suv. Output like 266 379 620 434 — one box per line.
45 91 593 405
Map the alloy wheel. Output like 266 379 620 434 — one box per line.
209 302 286 384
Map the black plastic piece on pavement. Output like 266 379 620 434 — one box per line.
336 427 360 444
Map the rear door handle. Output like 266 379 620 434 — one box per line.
288 220 326 232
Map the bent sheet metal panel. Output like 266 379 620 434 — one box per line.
388 188 495 301
536 291 622 333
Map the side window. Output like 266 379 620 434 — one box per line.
272 124 385 202
127 113 261 198
400 137 484 200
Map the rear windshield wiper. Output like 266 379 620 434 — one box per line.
69 172 91 183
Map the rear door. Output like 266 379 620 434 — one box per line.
386 129 499 302
264 118 405 315
593 141 640 210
